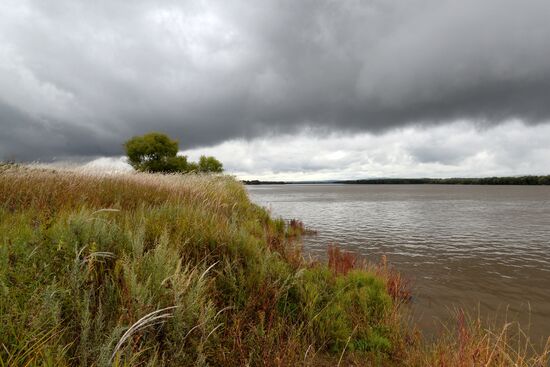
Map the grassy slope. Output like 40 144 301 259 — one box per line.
0 167 408 366
0 165 548 366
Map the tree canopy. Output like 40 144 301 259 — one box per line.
198 155 223 173
124 132 223 174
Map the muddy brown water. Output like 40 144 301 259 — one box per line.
247 184 550 345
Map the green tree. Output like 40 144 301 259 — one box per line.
124 132 189 173
198 155 223 173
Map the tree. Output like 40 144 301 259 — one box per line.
198 155 223 173
124 132 224 174
124 132 189 173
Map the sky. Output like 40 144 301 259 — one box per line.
1 0 550 180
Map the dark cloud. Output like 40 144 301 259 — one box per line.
1 0 550 160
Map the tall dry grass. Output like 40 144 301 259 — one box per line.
403 308 550 366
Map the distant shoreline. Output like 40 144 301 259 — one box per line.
243 175 550 185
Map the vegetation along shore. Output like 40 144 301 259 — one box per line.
0 164 548 366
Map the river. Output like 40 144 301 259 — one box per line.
247 184 550 345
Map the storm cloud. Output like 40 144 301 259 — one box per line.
179 121 550 180
1 0 550 160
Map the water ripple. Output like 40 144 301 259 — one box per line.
248 184 550 341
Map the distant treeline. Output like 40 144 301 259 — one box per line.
342 175 550 185
243 180 287 185
243 176 550 185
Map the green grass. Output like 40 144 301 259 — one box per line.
1 164 548 366
0 166 406 366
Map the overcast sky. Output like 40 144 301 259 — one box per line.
2 0 550 179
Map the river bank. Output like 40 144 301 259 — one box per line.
247 183 550 346
0 165 547 366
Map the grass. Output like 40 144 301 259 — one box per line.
0 163 548 366
405 309 550 366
